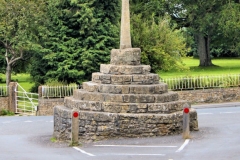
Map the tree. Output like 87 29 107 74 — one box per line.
130 1 189 72
166 0 240 66
218 2 240 54
131 15 189 72
130 0 166 18
0 0 48 85
30 0 120 86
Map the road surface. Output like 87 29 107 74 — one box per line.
1 102 240 160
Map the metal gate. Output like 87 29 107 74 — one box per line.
15 83 39 115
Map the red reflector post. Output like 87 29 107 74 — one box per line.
71 109 79 146
73 111 79 118
184 108 190 114
183 103 190 139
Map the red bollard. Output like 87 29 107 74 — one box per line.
183 103 190 139
71 109 79 146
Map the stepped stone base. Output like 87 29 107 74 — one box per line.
53 48 199 143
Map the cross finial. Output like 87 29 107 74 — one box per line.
120 0 132 49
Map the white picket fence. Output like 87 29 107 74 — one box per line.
39 74 240 98
41 85 81 98
160 74 240 90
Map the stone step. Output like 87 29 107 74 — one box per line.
110 48 141 65
83 81 167 94
72 90 179 103
92 72 159 84
64 96 189 114
100 64 151 75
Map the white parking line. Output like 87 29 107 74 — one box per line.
73 147 95 156
198 113 213 115
220 112 240 114
24 121 32 123
2 121 11 123
45 120 53 123
176 139 190 152
112 154 165 156
94 145 177 148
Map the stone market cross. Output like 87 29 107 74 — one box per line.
53 0 198 143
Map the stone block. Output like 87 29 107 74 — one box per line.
122 94 155 103
92 73 111 84
155 92 179 103
132 74 159 84
148 100 188 113
91 73 161 85
82 82 99 92
110 48 141 65
65 97 103 112
104 94 123 102
101 102 147 113
79 111 118 122
100 64 151 75
102 102 122 113
73 90 105 101
111 75 132 84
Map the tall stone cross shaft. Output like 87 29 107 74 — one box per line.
120 0 132 49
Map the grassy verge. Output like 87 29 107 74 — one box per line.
0 57 240 90
158 57 240 79
0 73 34 92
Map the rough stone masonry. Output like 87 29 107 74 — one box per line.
53 0 198 143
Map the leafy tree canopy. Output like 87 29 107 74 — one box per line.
0 0 48 85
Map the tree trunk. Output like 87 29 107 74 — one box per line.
6 64 12 86
197 34 213 66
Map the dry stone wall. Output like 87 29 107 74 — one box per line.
178 87 240 104
0 97 9 111
37 98 64 116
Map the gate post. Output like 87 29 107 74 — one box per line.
8 82 18 113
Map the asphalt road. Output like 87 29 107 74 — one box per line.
1 102 240 160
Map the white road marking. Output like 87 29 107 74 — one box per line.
198 113 213 115
2 121 11 123
46 121 53 123
24 121 32 123
220 112 240 114
176 139 190 152
73 147 95 157
112 154 165 156
94 145 177 148
199 112 240 115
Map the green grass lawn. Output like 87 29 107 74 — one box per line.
0 73 34 92
0 57 240 91
158 57 240 79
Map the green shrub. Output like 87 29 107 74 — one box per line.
0 109 14 116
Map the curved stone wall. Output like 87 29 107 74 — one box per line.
53 105 198 142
